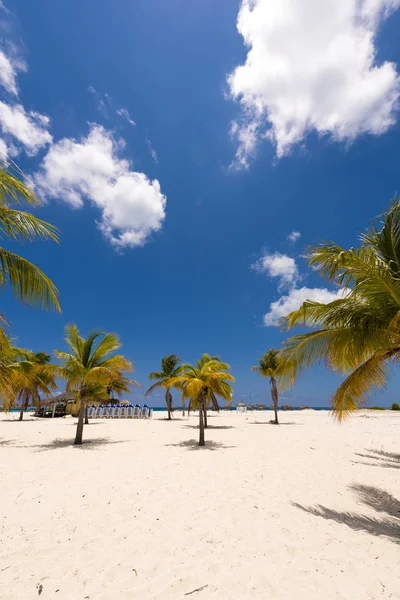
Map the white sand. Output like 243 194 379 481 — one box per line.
0 409 399 599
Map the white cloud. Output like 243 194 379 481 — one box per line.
117 108 136 127
229 0 400 165
0 50 20 96
0 137 8 158
35 125 166 249
287 231 301 243
146 138 158 163
252 251 299 289
0 101 52 155
264 286 345 325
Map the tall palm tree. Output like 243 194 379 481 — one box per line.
167 354 234 446
55 324 133 445
280 196 400 421
13 352 58 420
0 159 60 315
146 354 182 419
251 349 283 424
0 335 30 410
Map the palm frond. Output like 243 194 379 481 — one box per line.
332 346 400 421
0 247 60 311
0 207 58 242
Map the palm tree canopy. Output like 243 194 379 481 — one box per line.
55 324 133 391
0 159 60 312
146 354 182 396
167 354 234 411
251 349 282 378
281 196 400 420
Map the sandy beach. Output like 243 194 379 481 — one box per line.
1 410 399 600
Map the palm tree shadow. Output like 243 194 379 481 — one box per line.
353 448 400 470
183 425 235 430
293 483 400 544
19 438 128 452
250 421 300 426
166 439 236 451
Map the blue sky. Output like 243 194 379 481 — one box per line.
1 0 400 406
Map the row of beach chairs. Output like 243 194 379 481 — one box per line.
88 406 152 419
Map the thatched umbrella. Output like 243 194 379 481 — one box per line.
120 399 130 406
236 402 246 407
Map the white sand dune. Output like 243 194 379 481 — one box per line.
1 410 399 599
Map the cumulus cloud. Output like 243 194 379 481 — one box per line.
252 251 299 290
287 231 301 243
35 125 166 249
0 101 52 155
117 108 136 127
264 286 346 325
253 249 345 325
229 0 400 166
0 137 8 158
0 49 22 96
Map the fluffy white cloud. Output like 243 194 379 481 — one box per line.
229 0 400 165
0 137 8 158
117 108 136 127
0 101 52 155
287 231 301 243
264 286 345 325
35 125 166 249
252 252 299 289
0 49 21 96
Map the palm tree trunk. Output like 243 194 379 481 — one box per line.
203 407 208 428
19 395 28 421
165 388 172 420
36 397 41 418
270 377 279 424
198 401 205 446
84 405 89 425
74 390 86 445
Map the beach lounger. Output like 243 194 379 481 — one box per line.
94 406 102 418
109 407 116 418
127 407 133 418
141 407 149 419
101 407 108 418
120 407 127 418
88 406 95 418
133 407 140 418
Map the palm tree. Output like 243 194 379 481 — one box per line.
280 196 400 421
55 324 133 445
251 349 283 424
13 352 58 420
145 354 182 419
167 354 234 446
0 336 30 410
0 159 60 315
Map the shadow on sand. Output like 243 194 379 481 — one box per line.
353 448 400 470
249 421 299 426
166 439 236 451
293 483 400 544
14 437 128 452
183 424 235 430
